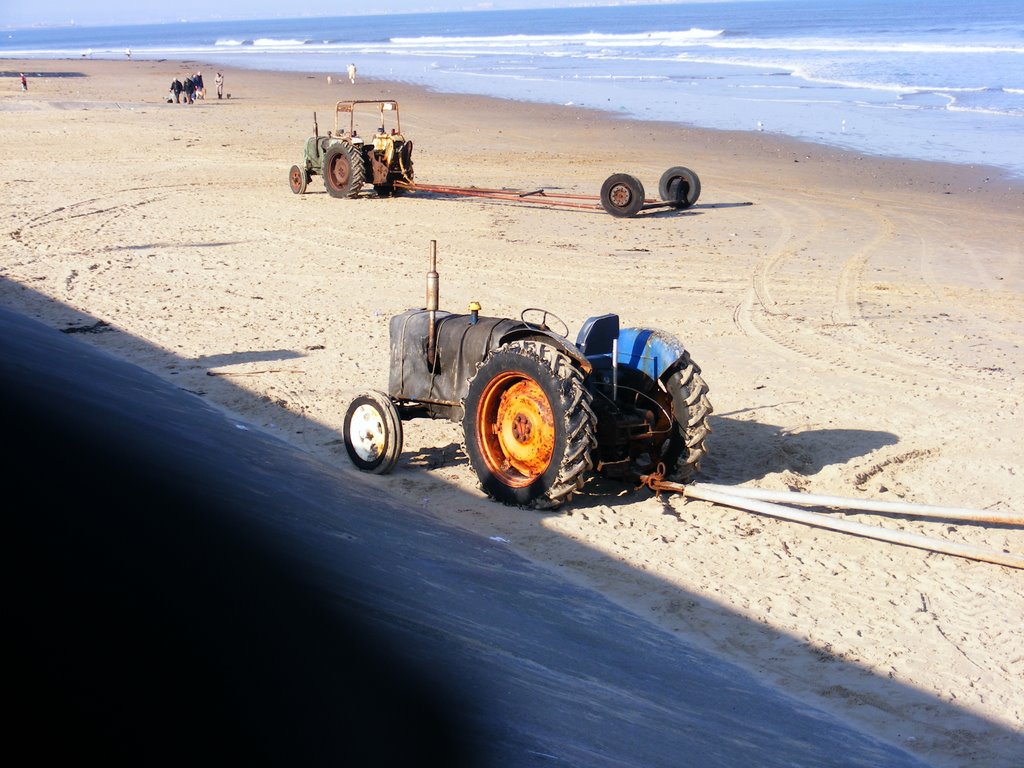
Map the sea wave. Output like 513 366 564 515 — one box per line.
705 37 1024 55
214 37 317 48
390 28 725 47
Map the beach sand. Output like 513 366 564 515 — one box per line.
2 59 1022 766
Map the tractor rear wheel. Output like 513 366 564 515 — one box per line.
343 390 403 474
289 165 308 195
663 352 713 481
659 166 701 210
464 340 596 509
600 173 646 218
323 143 365 199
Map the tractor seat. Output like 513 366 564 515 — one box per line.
576 313 619 369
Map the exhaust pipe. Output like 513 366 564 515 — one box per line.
426 240 439 369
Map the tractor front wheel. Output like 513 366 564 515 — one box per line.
464 340 596 509
289 165 308 195
323 143 365 199
343 390 403 474
600 173 646 218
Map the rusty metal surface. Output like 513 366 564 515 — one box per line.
401 182 671 213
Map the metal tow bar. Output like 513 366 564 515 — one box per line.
638 468 1024 570
397 182 676 215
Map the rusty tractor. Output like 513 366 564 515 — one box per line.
343 242 713 509
289 99 414 198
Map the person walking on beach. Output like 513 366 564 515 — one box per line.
194 71 205 99
347 63 357 84
183 75 195 104
215 72 224 99
20 72 27 91
170 77 183 103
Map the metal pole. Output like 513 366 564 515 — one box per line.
678 483 1024 570
426 240 439 370
690 482 1024 526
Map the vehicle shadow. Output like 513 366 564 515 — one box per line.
4 284 1019 768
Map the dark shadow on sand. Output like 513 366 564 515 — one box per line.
3 282 1018 767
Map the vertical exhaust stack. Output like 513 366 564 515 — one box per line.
426 240 439 369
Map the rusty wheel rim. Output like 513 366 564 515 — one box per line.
289 166 304 192
476 371 555 487
608 182 634 209
327 153 351 188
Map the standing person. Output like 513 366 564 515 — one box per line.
183 75 195 104
194 71 205 99
20 72 27 91
214 72 224 99
170 77 183 103
347 63 357 84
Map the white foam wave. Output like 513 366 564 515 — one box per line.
213 37 318 48
707 37 1024 56
391 28 724 47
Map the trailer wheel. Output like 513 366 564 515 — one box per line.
343 390 403 474
289 165 308 195
663 352 713 480
464 340 596 509
658 166 701 210
600 173 646 218
323 142 365 199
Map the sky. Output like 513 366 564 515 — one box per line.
0 1 626 29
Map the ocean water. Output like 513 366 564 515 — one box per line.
4 0 1023 176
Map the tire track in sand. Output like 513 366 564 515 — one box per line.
734 189 1021 398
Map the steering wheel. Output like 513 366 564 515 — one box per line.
520 307 570 338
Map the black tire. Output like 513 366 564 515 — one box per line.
464 340 597 509
323 142 365 199
658 166 701 210
343 390 403 474
600 173 646 218
288 164 308 195
662 352 713 481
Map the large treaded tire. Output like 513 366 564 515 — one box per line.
323 142 365 199
663 352 712 481
464 340 597 509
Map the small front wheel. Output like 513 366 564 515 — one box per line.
343 391 403 474
289 165 308 195
600 173 646 218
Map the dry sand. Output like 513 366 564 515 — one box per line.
2 59 1022 766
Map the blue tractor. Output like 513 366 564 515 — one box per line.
343 243 712 509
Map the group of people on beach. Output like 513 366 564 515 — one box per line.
169 71 224 104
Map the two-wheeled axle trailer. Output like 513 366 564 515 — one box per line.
398 167 701 218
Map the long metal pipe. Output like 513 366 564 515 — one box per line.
690 482 1024 526
425 240 439 369
676 483 1024 570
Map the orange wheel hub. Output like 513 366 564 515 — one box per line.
476 372 555 487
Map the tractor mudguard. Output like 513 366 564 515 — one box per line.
387 309 586 419
616 327 689 382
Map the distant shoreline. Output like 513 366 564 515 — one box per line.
6 55 1024 198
